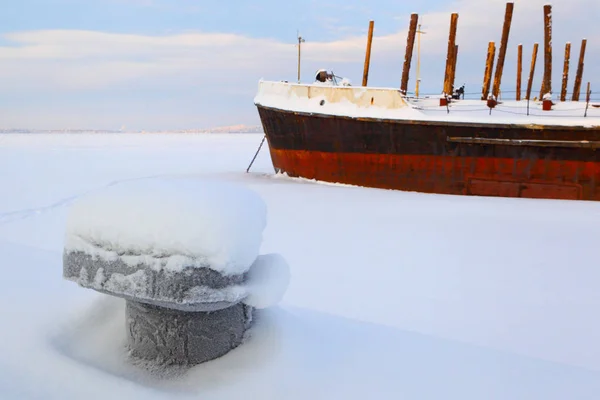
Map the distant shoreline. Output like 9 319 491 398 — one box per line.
0 127 265 135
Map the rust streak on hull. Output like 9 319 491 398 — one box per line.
269 148 598 201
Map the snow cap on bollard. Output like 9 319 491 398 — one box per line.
62 177 290 366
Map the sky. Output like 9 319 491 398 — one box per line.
0 0 598 130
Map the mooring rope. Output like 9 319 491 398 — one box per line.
246 135 266 173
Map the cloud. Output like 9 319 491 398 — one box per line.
0 30 297 90
2 0 598 87
0 0 598 129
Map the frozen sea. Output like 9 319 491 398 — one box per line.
0 132 599 399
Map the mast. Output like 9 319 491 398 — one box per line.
560 42 571 102
526 43 539 100
481 42 496 100
516 44 522 100
362 21 375 87
401 14 419 94
491 2 514 99
540 4 552 97
443 13 459 96
297 31 305 84
572 39 587 101
415 23 426 98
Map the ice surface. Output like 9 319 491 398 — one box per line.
64 177 267 276
2 133 600 399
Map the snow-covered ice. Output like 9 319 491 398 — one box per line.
243 253 291 309
1 133 600 399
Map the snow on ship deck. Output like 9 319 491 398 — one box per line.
254 80 600 128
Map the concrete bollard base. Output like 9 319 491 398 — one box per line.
126 300 254 366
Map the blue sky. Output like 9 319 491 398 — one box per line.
2 0 437 37
0 0 598 130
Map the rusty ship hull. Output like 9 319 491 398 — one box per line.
255 81 600 201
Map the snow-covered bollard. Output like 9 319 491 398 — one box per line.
542 92 553 111
62 178 290 367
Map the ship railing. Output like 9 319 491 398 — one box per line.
405 91 600 102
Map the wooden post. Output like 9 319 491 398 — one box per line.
560 42 571 101
585 82 591 117
482 42 496 100
443 13 459 96
572 39 587 101
516 44 523 100
415 24 427 98
362 20 375 87
450 44 459 94
492 2 514 99
526 43 539 100
540 4 552 98
401 14 419 94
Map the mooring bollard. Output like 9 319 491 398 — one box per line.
542 93 553 111
63 177 289 367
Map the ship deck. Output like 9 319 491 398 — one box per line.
254 81 600 129
408 96 600 128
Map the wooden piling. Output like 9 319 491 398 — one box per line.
415 23 426 98
560 43 571 101
492 2 514 99
443 13 459 96
362 20 375 87
587 82 592 103
401 14 419 94
450 44 459 93
516 44 523 100
572 39 587 101
526 43 539 100
481 42 496 100
540 4 552 97
585 82 592 116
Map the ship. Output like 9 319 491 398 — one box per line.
253 3 600 201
